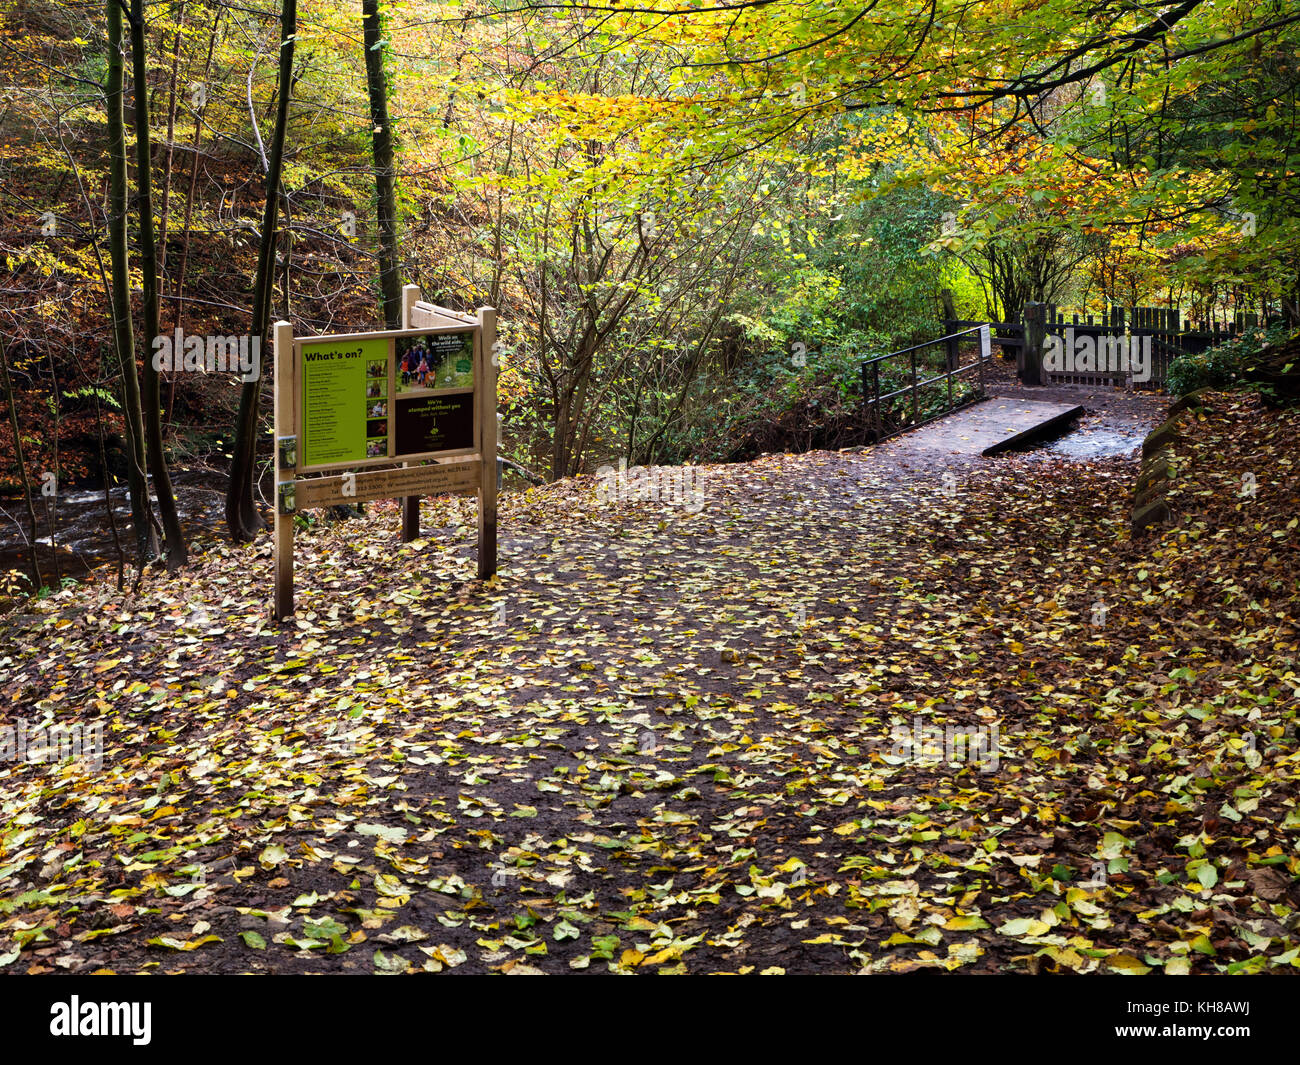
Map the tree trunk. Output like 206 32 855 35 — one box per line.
0 337 42 589
167 11 218 430
226 0 297 542
107 0 158 566
155 1 185 271
131 0 188 569
168 8 218 336
363 0 402 327
363 0 417 537
42 325 63 585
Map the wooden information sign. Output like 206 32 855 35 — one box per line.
272 285 497 620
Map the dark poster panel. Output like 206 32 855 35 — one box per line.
395 392 474 455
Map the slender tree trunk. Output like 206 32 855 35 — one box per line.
363 0 402 327
226 0 296 542
362 0 414 534
156 1 185 269
156 0 185 430
168 8 218 430
42 322 63 584
0 336 43 589
131 0 188 569
107 0 158 566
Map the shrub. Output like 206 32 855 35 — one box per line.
1166 323 1289 396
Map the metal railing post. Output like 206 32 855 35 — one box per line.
859 326 989 444
910 349 918 426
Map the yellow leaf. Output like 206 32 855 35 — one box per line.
1107 953 1153 974
945 914 990 931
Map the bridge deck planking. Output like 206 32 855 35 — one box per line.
883 397 1085 457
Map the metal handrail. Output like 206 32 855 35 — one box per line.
860 326 987 365
861 324 992 444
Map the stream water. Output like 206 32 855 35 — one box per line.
0 472 227 587
1030 426 1145 459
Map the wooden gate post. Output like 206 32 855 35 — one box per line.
272 319 295 620
940 288 959 371
1022 302 1046 386
476 306 498 578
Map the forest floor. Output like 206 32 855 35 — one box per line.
1 388 1298 974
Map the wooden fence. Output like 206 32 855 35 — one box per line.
945 306 1249 391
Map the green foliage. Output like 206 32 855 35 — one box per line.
760 268 843 351
830 182 948 341
939 260 986 321
1167 324 1290 397
62 387 121 412
694 178 955 458
35 575 79 599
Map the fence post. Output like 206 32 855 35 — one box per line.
979 324 990 394
476 306 499 579
272 319 295 621
940 288 958 371
910 349 918 425
1022 302 1046 386
941 290 959 372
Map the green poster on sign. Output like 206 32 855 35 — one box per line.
301 337 389 467
395 331 475 393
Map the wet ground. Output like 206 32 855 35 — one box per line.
987 375 1166 461
0 374 1169 598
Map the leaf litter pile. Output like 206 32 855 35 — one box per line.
1 392 1297 974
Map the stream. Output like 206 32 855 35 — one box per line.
0 471 228 587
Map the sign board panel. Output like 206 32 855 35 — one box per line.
293 460 479 509
395 391 474 454
398 331 474 391
295 325 477 474
300 336 388 467
272 285 498 621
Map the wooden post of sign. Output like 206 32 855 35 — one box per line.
399 283 421 542
273 319 295 620
477 305 498 578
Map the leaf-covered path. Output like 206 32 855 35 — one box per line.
1 391 1297 974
